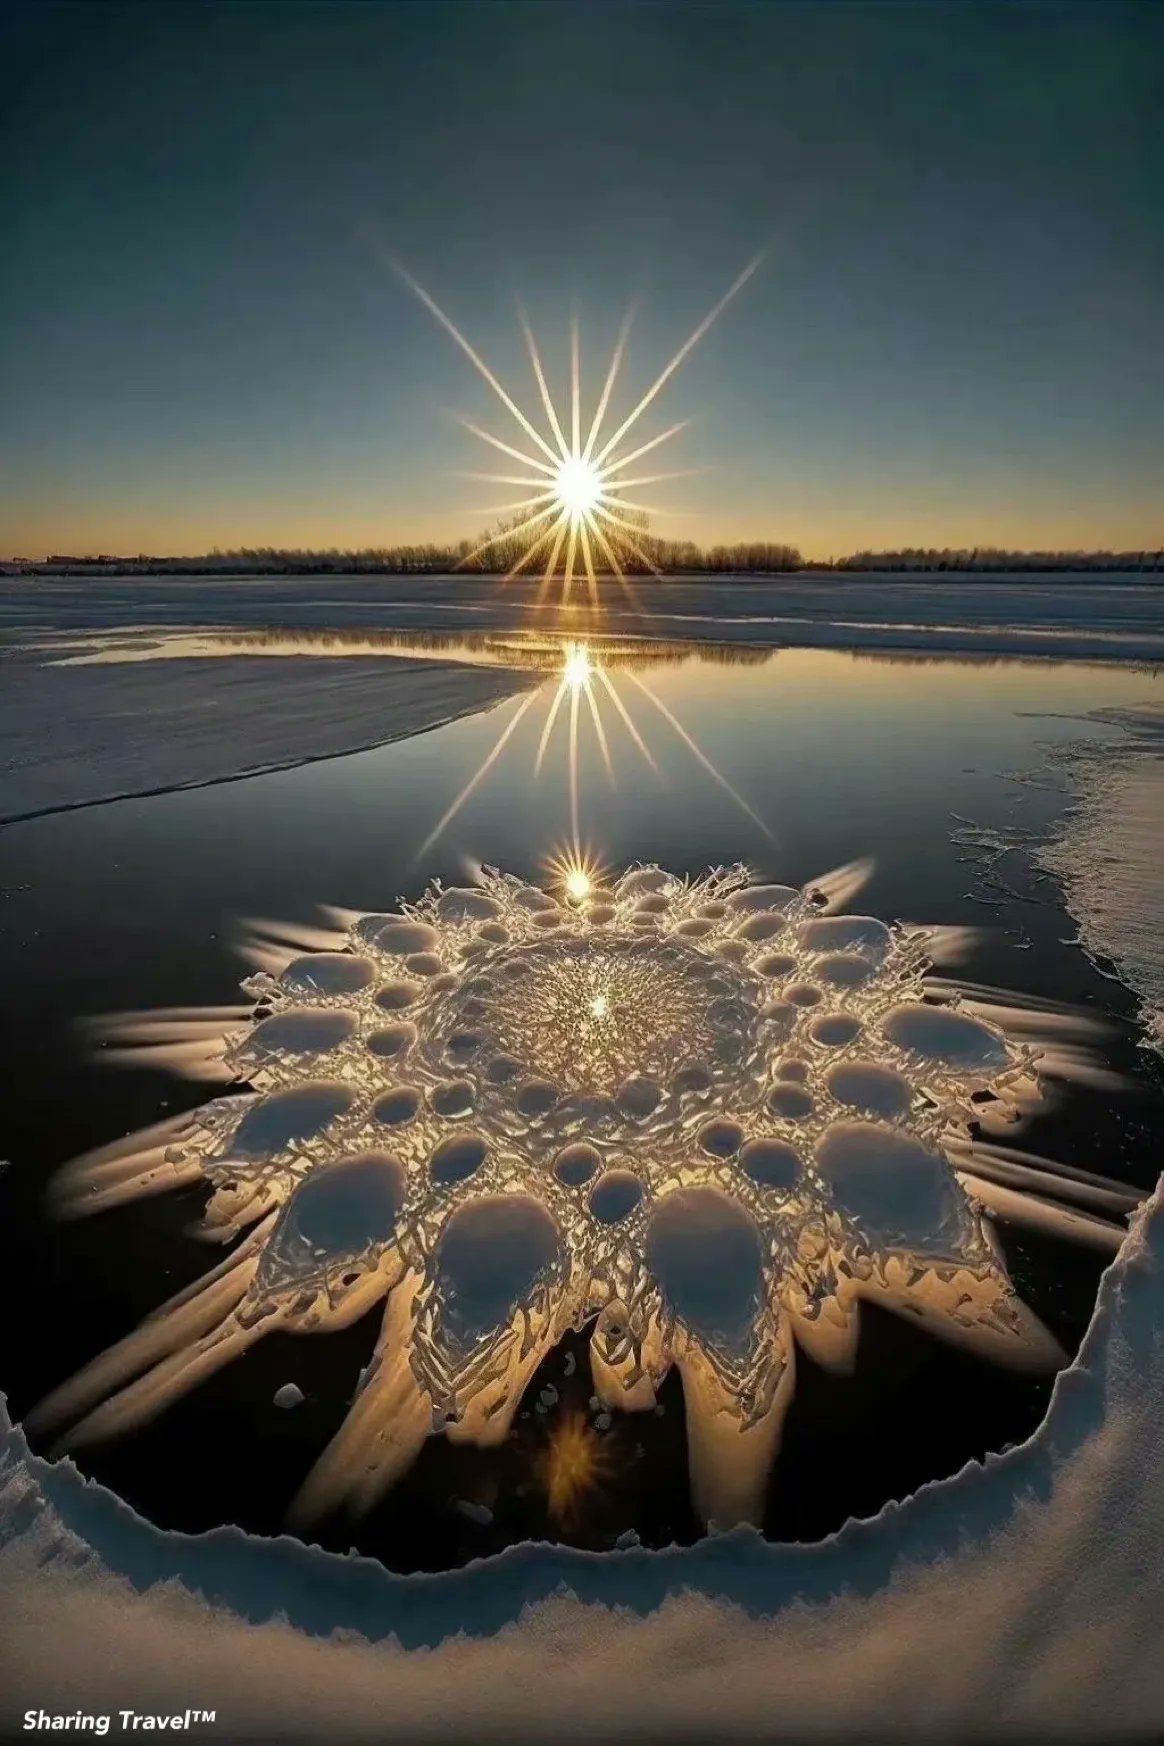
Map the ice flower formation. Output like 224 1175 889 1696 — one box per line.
35 863 1129 1529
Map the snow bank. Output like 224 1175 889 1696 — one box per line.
2 1177 1162 1740
1039 703 1164 1052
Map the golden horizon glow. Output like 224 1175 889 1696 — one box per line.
395 256 764 605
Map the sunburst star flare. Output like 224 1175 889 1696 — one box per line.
393 254 764 604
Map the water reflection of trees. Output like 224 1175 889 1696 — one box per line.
846 649 1163 676
223 626 773 674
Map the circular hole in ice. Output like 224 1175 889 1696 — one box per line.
634 893 670 915
367 1023 418 1060
646 1188 764 1343
274 1151 406 1255
228 1082 354 1160
697 900 727 920
881 1003 1009 1070
734 910 788 943
374 980 424 1012
756 952 798 980
617 867 669 898
429 1133 488 1187
372 1086 422 1127
589 1170 644 1225
776 1058 809 1082
554 1142 602 1186
814 1120 958 1239
615 1074 662 1120
531 910 562 930
798 915 891 957
514 885 559 912
767 1084 814 1122
445 1029 484 1063
698 1117 744 1158
739 1137 801 1191
436 889 503 922
515 1078 560 1118
430 1078 476 1119
247 1009 357 1058
280 953 375 996
810 1013 862 1048
587 903 617 925
723 884 798 916
360 918 441 957
786 984 822 1008
405 952 444 978
675 917 714 938
816 952 875 989
826 1061 913 1118
434 1195 560 1344
484 1054 522 1084
672 1062 713 1097
761 1001 798 1039
477 921 509 945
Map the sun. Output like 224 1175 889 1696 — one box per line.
555 456 603 522
391 254 766 605
562 643 592 689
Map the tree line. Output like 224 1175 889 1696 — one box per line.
7 524 1160 577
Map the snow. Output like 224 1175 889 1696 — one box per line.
2 1180 1163 1737
1039 703 1164 1053
0 649 532 824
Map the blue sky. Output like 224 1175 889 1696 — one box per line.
2 0 1161 557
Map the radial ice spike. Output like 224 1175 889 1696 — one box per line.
34 861 1134 1531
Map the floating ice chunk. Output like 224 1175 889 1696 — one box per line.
453 1499 494 1525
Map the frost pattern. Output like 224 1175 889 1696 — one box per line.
34 863 1129 1530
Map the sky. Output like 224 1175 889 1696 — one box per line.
1 0 1161 561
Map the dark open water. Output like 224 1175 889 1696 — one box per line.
0 637 1161 1569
